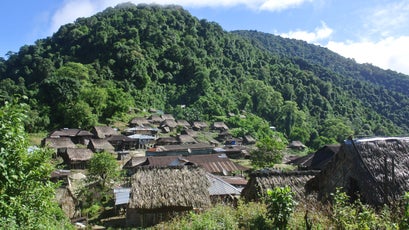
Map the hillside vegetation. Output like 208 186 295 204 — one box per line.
1 3 409 148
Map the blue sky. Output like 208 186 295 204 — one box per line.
1 0 409 75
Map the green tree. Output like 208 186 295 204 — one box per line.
0 101 72 229
88 151 120 188
321 117 354 143
251 134 287 168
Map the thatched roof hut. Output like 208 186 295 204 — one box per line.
288 140 306 150
181 129 197 137
148 114 163 124
287 144 340 170
243 135 256 145
124 154 249 176
177 120 191 128
49 128 81 138
211 122 229 131
155 137 179 146
192 121 208 131
88 139 115 153
241 169 319 202
126 166 211 227
309 137 409 205
161 114 175 121
60 148 94 169
177 134 197 144
42 137 76 149
160 119 178 132
91 126 119 139
129 117 150 127
147 143 214 156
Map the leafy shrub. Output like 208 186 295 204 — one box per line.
331 188 398 230
235 200 271 229
265 186 297 229
399 192 409 229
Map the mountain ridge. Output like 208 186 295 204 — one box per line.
0 3 408 148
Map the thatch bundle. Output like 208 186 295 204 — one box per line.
128 166 211 211
241 169 318 201
313 137 409 205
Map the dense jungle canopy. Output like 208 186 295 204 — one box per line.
1 3 409 148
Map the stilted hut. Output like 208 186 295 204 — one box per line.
241 169 318 202
60 148 94 169
126 166 211 228
309 137 409 205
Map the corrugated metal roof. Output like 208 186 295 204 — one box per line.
114 187 131 205
206 174 241 196
125 154 249 174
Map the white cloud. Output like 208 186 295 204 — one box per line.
363 1 409 38
327 36 409 75
260 0 313 11
49 0 315 33
279 21 333 43
50 0 98 32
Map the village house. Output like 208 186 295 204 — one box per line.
241 169 319 202
213 145 250 159
88 138 115 153
211 122 229 132
181 129 197 137
128 117 151 127
123 126 159 136
42 137 77 156
127 134 156 149
155 136 179 146
287 140 306 150
124 153 248 176
91 126 119 139
243 135 256 145
176 119 191 129
161 114 175 121
177 134 197 145
307 137 409 205
106 134 138 151
126 166 211 227
192 121 208 131
287 144 340 170
206 173 241 204
59 148 94 169
159 119 178 133
148 114 163 125
146 143 214 156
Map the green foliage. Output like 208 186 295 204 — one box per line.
250 134 287 168
399 192 409 229
76 184 113 220
225 113 276 140
0 101 72 229
331 188 398 230
0 3 408 146
88 151 120 188
235 199 271 230
154 201 271 230
77 151 119 220
265 186 297 229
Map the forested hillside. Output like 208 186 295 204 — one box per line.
0 3 408 148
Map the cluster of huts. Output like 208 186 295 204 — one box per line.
45 113 409 227
45 113 254 227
